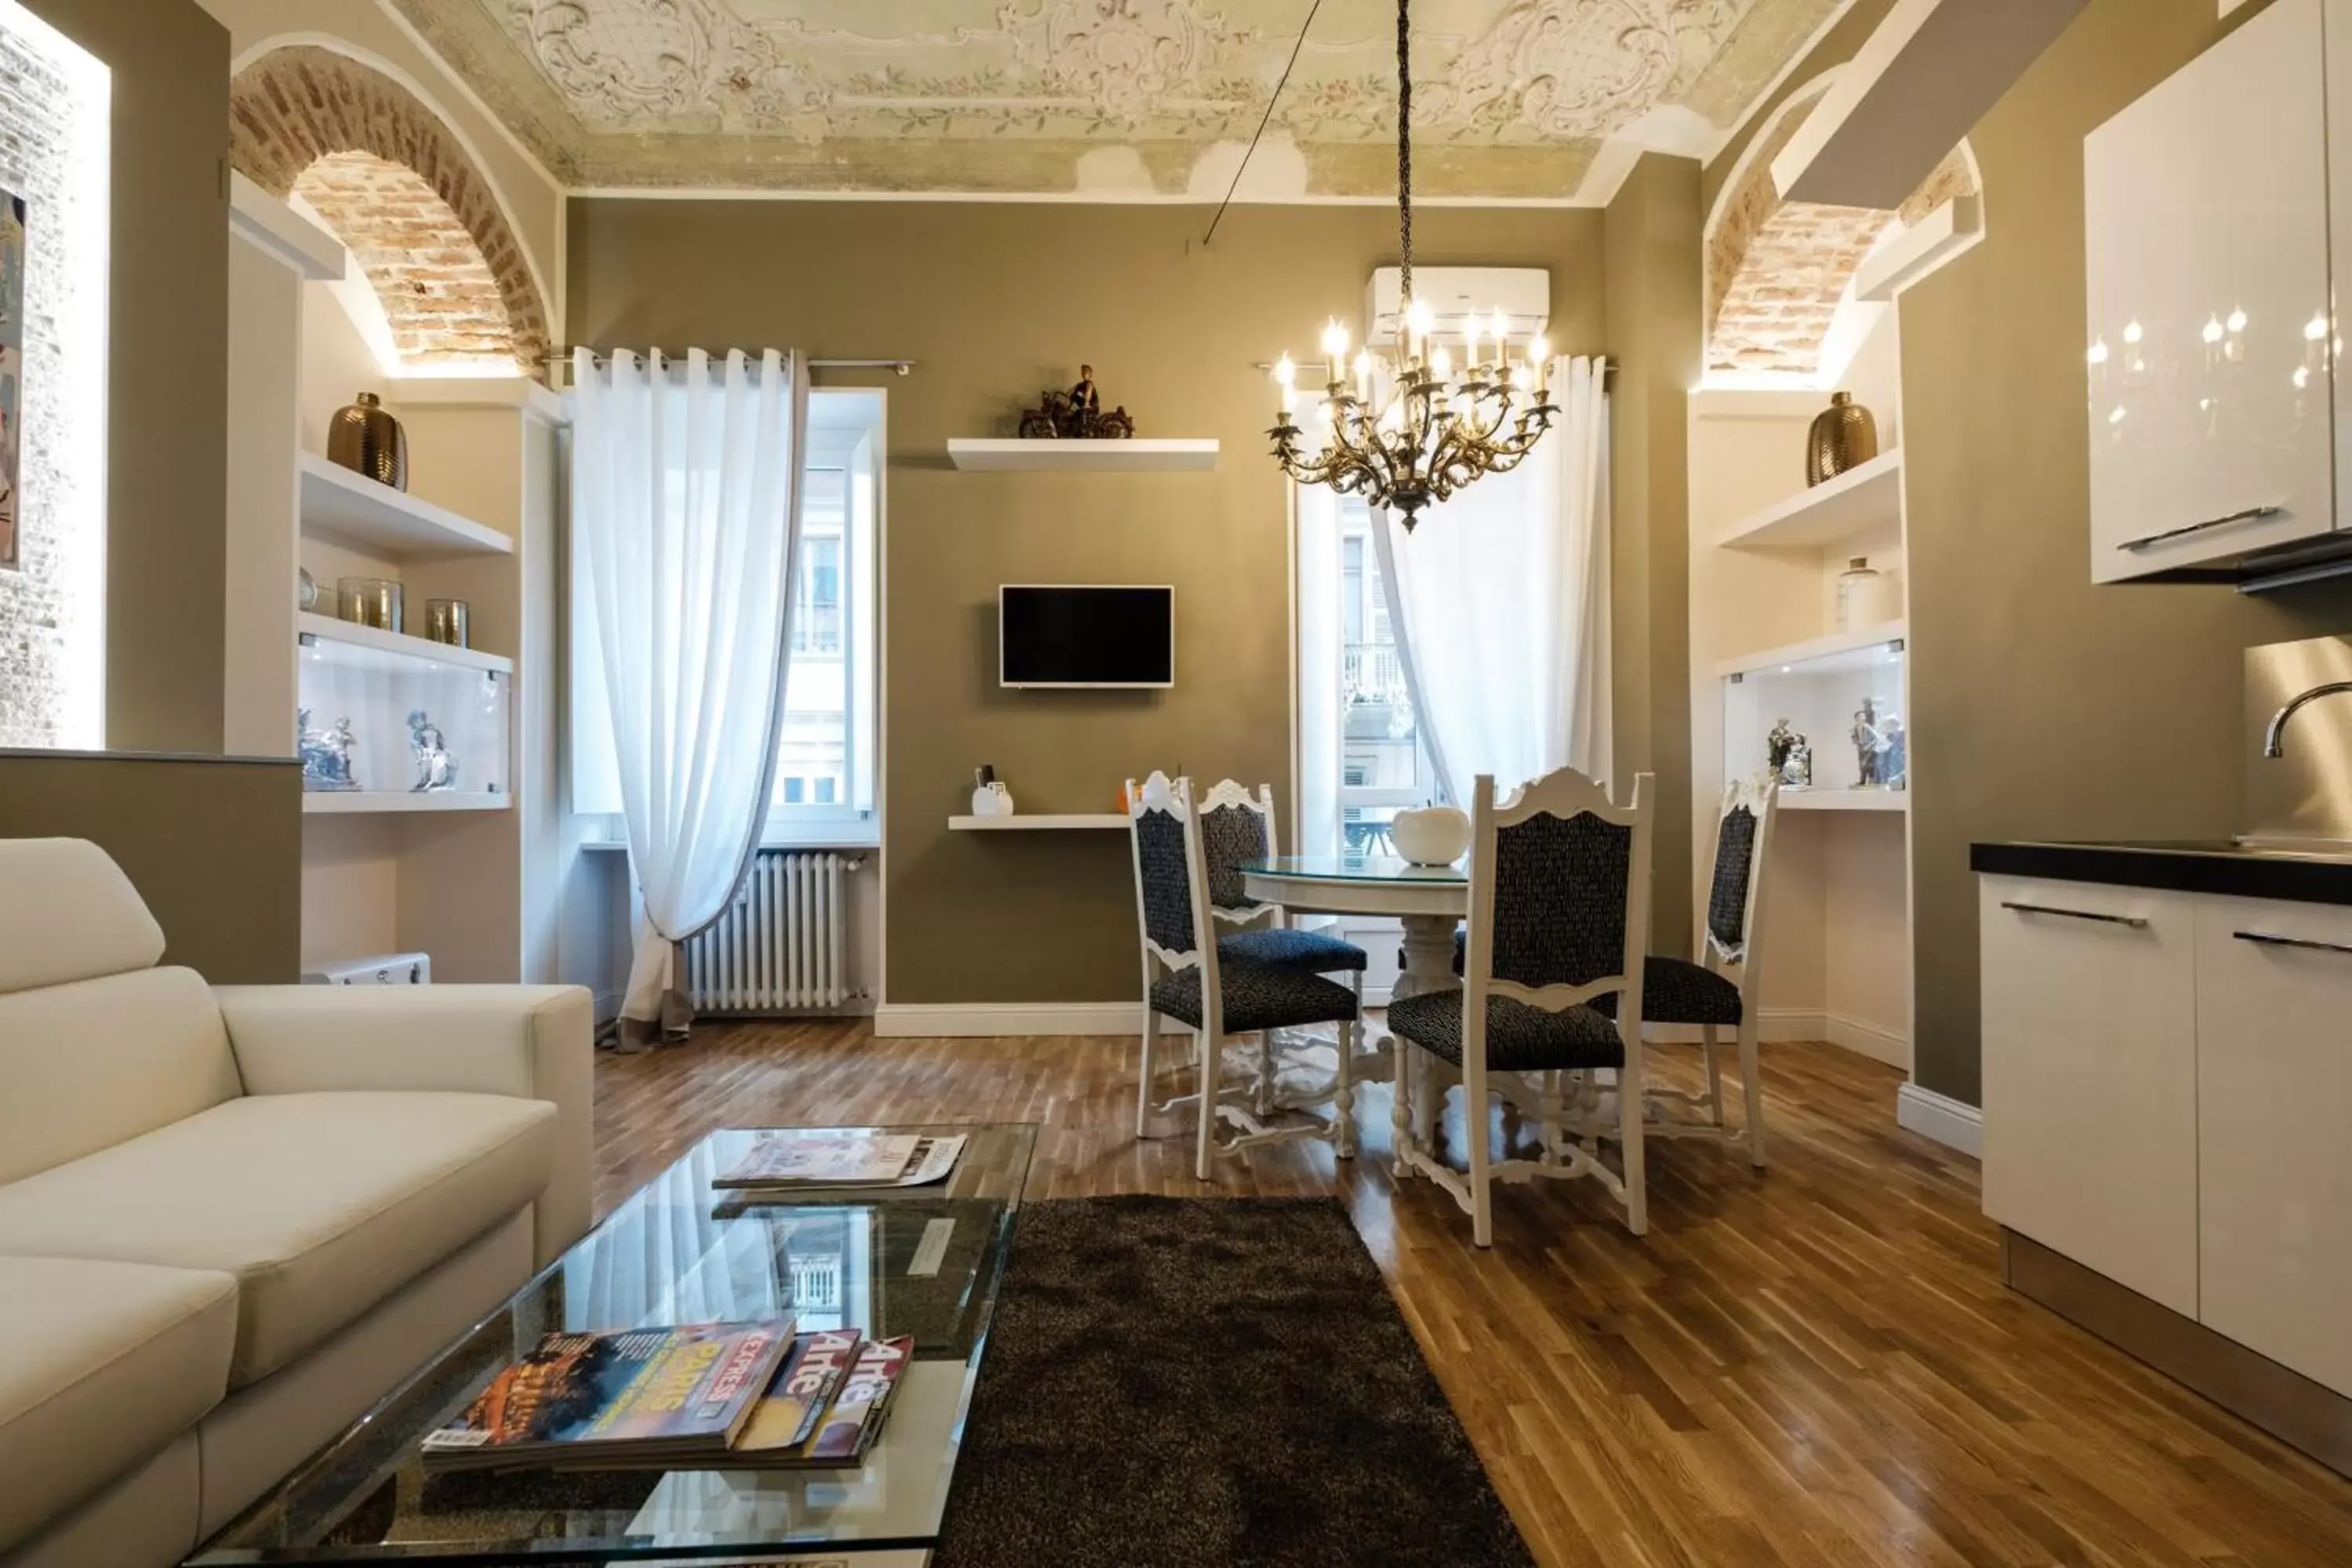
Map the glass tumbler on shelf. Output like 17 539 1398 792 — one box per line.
339 577 404 633
423 599 470 648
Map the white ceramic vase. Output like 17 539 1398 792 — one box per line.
1390 804 1471 866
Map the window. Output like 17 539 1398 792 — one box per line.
1330 497 1428 856
570 386 882 847
767 390 882 840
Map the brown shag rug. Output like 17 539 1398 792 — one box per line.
935 1196 1536 1568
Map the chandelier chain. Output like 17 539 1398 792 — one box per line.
1396 0 1412 306
1264 0 1555 529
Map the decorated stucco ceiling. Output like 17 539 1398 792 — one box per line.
388 0 1846 198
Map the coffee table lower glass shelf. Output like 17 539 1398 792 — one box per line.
187 1123 1038 1566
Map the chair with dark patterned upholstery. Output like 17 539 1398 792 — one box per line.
1419 772 1780 1167
1629 773 1780 1166
1387 765 1656 1244
1192 779 1373 1150
1124 773 1362 1178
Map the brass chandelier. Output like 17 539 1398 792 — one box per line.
1267 0 1556 530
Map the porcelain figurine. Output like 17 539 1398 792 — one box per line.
1852 696 1897 788
408 710 458 793
299 708 359 792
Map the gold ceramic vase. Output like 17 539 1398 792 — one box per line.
1806 391 1878 487
328 392 408 492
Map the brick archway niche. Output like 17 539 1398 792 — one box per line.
230 45 550 383
1706 73 1981 379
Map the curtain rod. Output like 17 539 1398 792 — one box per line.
554 348 915 376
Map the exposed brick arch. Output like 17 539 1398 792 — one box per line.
1706 76 1980 376
230 46 549 382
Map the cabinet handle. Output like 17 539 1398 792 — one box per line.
2233 929 2352 956
2000 900 2150 928
2117 504 2283 553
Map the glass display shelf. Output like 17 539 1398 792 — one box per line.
297 615 509 804
1723 626 1907 803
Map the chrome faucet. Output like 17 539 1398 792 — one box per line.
2263 681 2352 757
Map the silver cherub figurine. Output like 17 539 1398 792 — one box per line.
407 710 458 793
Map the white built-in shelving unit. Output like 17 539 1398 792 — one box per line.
946 438 1218 472
228 177 571 984
948 813 1130 831
1715 449 1903 550
1687 309 1915 1071
296 452 514 559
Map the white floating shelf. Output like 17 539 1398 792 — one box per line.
1778 789 1909 813
303 791 510 815
299 612 514 676
298 452 514 559
949 814 1130 831
946 439 1219 473
1718 619 1907 681
1717 450 1903 550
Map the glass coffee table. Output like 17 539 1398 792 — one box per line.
188 1123 1037 1566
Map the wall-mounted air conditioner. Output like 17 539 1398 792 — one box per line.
1364 267 1550 343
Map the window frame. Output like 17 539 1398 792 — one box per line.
763 392 883 845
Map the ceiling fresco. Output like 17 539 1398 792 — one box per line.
387 0 1847 197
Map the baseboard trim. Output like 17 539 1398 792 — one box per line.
873 1001 1144 1037
1824 1012 1911 1070
1896 1081 1983 1156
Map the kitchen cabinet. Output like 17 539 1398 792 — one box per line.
1979 877 2200 1316
2085 0 2334 583
2195 896 2352 1398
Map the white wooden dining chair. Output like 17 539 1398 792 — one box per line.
1388 766 1656 1244
1124 773 1362 1177
1193 779 1371 1150
1627 773 1780 1165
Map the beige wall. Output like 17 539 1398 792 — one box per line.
0 750 301 982
20 0 230 752
568 199 1606 1004
1896 0 2352 1105
195 0 565 337
1605 156 1704 956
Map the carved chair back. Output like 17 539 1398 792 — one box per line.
1461 766 1655 1101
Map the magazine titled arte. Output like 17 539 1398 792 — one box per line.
419 1321 792 1473
713 1332 913 1469
716 1132 967 1192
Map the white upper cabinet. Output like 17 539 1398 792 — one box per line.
2086 0 2334 583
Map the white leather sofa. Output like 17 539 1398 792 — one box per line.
0 839 593 1567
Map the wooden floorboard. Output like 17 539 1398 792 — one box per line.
593 1022 2352 1566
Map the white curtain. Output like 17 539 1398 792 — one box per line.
1374 355 1610 806
572 347 810 1046
1295 483 1345 859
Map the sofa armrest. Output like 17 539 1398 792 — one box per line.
214 985 594 1267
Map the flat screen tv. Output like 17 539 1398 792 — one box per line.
999 585 1174 688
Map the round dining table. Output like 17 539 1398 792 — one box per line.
1238 855 1468 1000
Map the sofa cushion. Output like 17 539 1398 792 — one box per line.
0 1255 236 1554
0 1092 557 1388
0 838 165 995
0 966 243 1186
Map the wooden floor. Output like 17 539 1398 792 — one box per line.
595 1022 2352 1567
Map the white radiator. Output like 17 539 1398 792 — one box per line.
684 851 864 1013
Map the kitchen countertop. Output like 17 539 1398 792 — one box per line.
1972 839 2352 906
